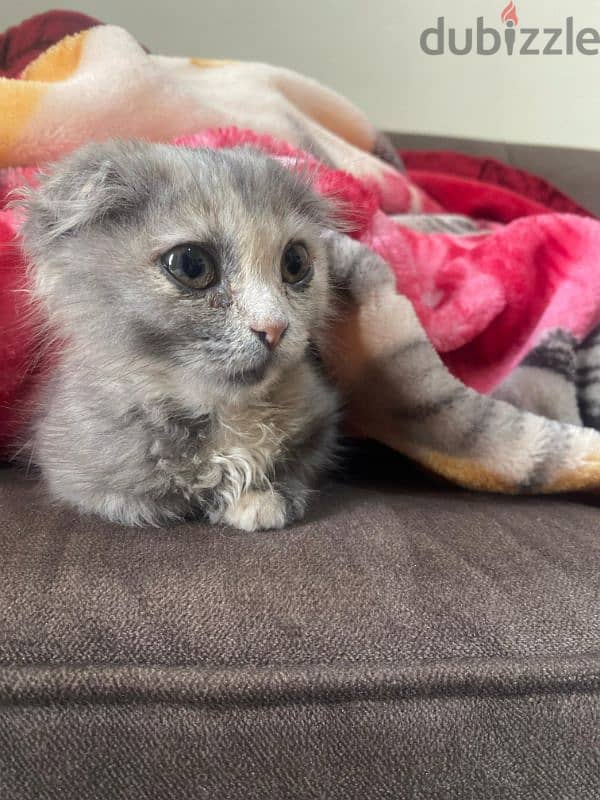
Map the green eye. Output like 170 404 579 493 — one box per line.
160 244 218 291
281 242 312 285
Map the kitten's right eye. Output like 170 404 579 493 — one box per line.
160 244 218 291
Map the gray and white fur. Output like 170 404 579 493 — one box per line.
20 142 340 530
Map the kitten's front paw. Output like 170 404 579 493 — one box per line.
220 490 287 532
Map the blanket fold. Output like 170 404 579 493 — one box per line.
3 10 600 495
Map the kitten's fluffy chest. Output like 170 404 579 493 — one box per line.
151 366 318 500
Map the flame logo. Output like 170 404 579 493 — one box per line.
501 1 519 26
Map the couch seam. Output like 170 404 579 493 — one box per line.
0 656 599 709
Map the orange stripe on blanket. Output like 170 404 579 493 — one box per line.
543 455 600 493
386 436 600 495
0 80 44 167
20 31 87 82
0 31 88 167
406 449 515 494
190 58 232 69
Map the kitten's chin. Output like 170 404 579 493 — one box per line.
169 364 274 410
227 361 270 387
226 346 309 392
224 348 288 389
171 349 301 409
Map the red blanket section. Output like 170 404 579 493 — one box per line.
402 150 592 222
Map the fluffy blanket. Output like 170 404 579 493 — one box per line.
3 11 600 494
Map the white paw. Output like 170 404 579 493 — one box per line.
221 489 287 532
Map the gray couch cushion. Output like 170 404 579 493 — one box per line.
1 451 599 799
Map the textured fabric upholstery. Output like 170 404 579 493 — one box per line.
1 448 599 799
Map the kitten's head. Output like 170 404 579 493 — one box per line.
21 141 336 406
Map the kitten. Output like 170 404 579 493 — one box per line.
19 141 340 531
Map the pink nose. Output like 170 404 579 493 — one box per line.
251 321 288 350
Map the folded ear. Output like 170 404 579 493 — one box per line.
19 139 151 254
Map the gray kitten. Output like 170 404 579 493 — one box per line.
20 141 340 530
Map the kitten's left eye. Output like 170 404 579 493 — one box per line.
160 244 218 291
281 242 312 285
